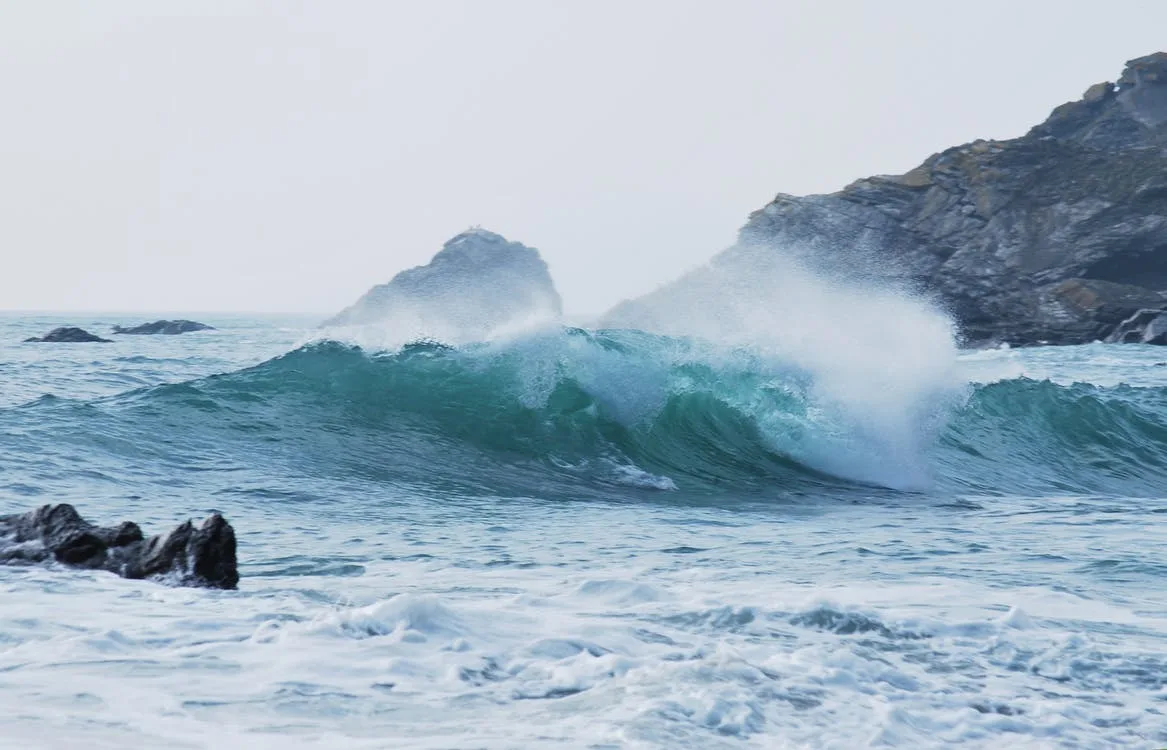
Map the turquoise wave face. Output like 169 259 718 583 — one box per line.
6 330 1167 499
110 332 846 494
938 378 1167 497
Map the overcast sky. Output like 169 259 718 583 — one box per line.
3 1 1165 315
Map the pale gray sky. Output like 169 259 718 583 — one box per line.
3 1 1165 314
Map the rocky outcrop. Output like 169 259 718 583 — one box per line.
113 320 215 335
0 504 238 589
606 53 1167 347
24 327 112 343
1105 308 1167 344
324 228 562 340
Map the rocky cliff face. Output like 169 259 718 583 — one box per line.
325 229 562 340
609 53 1167 346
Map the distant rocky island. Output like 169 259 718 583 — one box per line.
23 320 215 343
113 320 215 335
607 52 1167 347
24 327 111 343
325 228 562 339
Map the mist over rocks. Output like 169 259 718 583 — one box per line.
324 228 562 341
0 504 238 589
606 52 1167 347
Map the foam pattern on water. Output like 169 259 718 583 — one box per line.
1 315 1167 749
2 493 1166 749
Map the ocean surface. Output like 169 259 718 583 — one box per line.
1 312 1166 749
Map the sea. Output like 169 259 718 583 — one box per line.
1 311 1165 749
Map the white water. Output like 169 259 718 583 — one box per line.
603 246 963 489
2 316 1166 749
3 489 1165 750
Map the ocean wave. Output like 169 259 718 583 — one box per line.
6 329 1167 497
100 329 954 492
938 378 1167 495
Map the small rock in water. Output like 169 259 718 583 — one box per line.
0 504 238 589
112 319 215 335
23 327 112 343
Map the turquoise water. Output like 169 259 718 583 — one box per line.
1 313 1166 748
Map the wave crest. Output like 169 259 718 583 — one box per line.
113 328 956 492
33 329 1165 498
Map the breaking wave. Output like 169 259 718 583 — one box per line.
9 327 1163 499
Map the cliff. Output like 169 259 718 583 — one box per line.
608 53 1167 346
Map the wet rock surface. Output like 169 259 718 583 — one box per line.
1105 308 1167 344
0 504 239 589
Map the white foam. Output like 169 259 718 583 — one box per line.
959 340 1167 388
602 245 963 489
2 491 1165 749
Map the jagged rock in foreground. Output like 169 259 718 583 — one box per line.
608 53 1167 347
24 327 112 343
0 504 238 589
1105 308 1167 344
113 320 215 335
325 228 562 339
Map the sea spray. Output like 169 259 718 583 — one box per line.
47 327 935 496
601 241 963 488
318 304 563 353
321 228 563 348
12 335 1164 499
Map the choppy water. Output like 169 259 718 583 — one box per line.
2 312 1166 749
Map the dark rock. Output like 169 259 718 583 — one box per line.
324 228 562 338
971 702 1023 716
604 53 1167 347
0 503 238 589
112 320 215 335
23 327 112 343
1104 308 1167 344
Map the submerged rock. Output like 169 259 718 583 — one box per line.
606 52 1167 347
112 320 215 335
0 504 239 589
324 228 562 339
23 327 112 343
